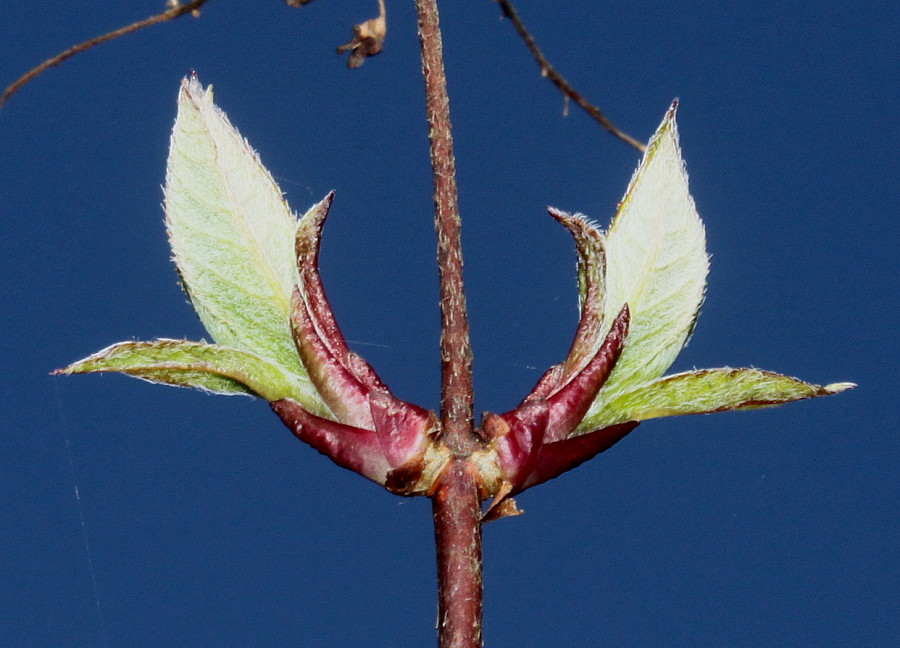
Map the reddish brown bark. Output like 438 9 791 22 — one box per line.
414 1 483 646
415 0 475 456
432 459 484 648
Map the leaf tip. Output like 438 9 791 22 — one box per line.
667 97 679 117
51 359 88 376
182 72 209 98
546 206 569 221
824 382 856 394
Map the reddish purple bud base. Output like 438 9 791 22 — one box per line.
479 305 637 516
272 194 438 494
269 195 639 508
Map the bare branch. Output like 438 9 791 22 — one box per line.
1 0 211 109
493 0 646 153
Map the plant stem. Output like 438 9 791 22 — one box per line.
414 0 483 646
432 459 484 648
414 0 475 455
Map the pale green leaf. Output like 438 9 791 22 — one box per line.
579 103 708 431
163 75 329 414
54 339 324 404
580 367 855 427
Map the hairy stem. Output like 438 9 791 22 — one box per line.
432 459 484 648
414 0 483 646
414 0 475 455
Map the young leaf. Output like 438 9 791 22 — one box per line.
54 339 319 404
579 102 708 431
581 368 855 427
164 75 329 414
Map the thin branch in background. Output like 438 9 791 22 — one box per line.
0 0 211 109
493 0 646 153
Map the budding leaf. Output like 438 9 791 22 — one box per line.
56 79 855 502
164 75 329 414
538 104 855 439
579 103 708 430
581 368 856 427
54 339 300 401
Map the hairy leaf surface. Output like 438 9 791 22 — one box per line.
578 104 708 432
55 339 325 405
583 367 854 426
164 76 329 413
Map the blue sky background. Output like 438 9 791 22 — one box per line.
2 1 897 646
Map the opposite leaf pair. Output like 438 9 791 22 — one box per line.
56 76 853 510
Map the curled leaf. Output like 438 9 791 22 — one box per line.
295 192 387 392
541 305 629 442
547 208 608 385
